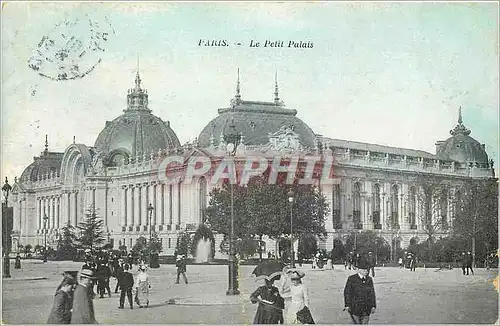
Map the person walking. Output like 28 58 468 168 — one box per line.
366 252 375 277
135 265 150 308
175 255 188 284
47 277 77 324
466 252 474 275
14 253 21 269
281 270 314 324
343 259 376 324
118 264 134 309
250 276 285 324
114 259 125 294
71 269 98 324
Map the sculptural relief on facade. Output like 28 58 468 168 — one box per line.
268 125 302 151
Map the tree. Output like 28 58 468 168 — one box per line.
76 206 106 252
204 181 329 257
190 224 215 258
298 233 318 260
413 177 451 261
452 178 498 266
175 231 192 257
344 230 391 263
56 223 78 260
23 244 33 258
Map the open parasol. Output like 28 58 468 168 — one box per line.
251 260 287 281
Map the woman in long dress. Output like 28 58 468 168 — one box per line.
250 276 284 324
135 265 150 308
47 277 77 324
281 271 314 324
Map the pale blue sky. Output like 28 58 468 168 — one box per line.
1 2 498 180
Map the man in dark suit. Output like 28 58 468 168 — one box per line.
118 264 135 309
344 259 376 324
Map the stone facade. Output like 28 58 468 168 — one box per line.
8 74 495 256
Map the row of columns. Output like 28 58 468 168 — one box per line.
329 182 456 231
119 180 209 229
121 183 179 228
36 191 81 231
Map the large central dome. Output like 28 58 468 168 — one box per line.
94 73 180 166
198 75 316 148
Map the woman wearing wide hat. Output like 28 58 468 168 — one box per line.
134 265 150 308
47 276 78 324
281 270 314 324
250 275 285 324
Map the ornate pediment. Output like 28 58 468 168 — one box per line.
268 125 302 151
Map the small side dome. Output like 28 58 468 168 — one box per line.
436 108 489 164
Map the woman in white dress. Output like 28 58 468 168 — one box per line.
281 270 313 324
135 265 150 308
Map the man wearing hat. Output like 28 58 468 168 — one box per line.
175 255 188 284
71 269 98 324
343 259 376 324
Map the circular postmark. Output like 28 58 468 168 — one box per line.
28 11 114 81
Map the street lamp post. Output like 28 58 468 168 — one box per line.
43 214 49 262
2 177 12 278
288 190 295 268
147 203 154 268
224 118 241 295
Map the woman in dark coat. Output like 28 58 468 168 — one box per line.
47 277 77 324
250 277 285 324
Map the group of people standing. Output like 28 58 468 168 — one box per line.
250 269 314 324
46 259 152 324
250 257 377 325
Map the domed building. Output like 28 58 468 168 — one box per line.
435 108 489 166
94 73 180 166
8 71 496 259
198 75 316 149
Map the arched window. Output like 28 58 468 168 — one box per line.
353 182 361 229
409 186 416 228
372 184 381 229
332 184 341 229
391 185 399 229
199 177 207 224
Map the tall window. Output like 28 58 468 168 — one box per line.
391 185 399 229
332 184 341 229
352 182 361 229
409 186 416 228
372 184 381 229
440 190 448 229
199 177 207 223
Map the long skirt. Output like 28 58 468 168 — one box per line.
136 280 149 307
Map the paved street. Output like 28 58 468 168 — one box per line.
2 260 498 324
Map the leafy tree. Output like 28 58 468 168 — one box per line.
205 181 329 258
344 230 391 263
23 244 33 258
190 224 215 258
330 238 345 262
175 231 192 256
56 223 78 260
76 206 106 251
452 178 498 266
132 236 147 254
298 233 318 259
34 244 44 254
148 231 163 254
414 178 450 260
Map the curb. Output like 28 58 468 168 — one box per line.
3 277 48 281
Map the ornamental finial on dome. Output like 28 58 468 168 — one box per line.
231 68 242 108
450 106 471 136
126 65 150 112
274 71 284 107
44 134 48 153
